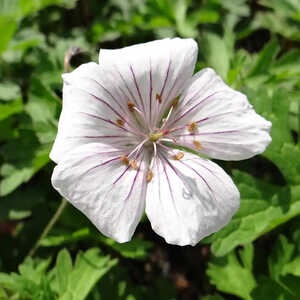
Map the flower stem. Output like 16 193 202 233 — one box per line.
27 198 68 257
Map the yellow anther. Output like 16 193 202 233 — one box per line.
156 94 162 103
129 159 138 170
120 155 129 165
193 140 202 150
149 132 163 142
127 101 135 112
188 122 197 133
173 152 184 160
116 119 125 127
146 170 153 183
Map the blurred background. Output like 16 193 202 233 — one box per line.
0 0 300 299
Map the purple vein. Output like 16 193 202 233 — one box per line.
149 59 153 124
169 91 220 127
130 64 145 113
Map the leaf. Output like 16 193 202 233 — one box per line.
0 82 21 101
40 228 91 246
269 235 295 280
207 244 257 300
97 236 153 260
59 248 117 300
210 171 300 256
0 98 22 121
201 32 230 80
25 77 61 144
248 38 280 77
56 249 73 295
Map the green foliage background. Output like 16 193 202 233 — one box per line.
0 0 300 299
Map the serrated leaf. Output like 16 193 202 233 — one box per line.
210 171 300 256
207 245 257 300
59 248 117 300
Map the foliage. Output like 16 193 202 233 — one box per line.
0 0 300 299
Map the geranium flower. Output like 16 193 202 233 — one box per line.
50 38 271 246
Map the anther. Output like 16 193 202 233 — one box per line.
127 101 135 112
129 159 138 170
120 155 129 165
116 119 125 127
156 94 162 104
188 122 197 133
172 95 180 108
173 152 184 160
146 170 153 183
193 140 202 150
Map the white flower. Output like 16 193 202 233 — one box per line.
50 38 271 246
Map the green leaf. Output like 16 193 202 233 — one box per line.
210 171 300 256
207 245 257 300
269 235 295 280
0 98 22 121
201 32 230 80
248 38 280 77
56 249 73 295
0 82 21 101
97 236 153 260
40 228 91 247
59 248 117 300
25 77 60 144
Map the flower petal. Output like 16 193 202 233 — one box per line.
145 150 239 246
168 68 272 160
99 38 198 127
52 143 148 243
50 63 143 163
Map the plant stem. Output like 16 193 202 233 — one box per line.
27 198 68 258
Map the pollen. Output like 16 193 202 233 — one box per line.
156 93 162 103
193 140 202 150
146 170 153 183
120 155 129 165
129 159 138 170
173 152 184 160
116 119 125 127
188 122 197 133
149 131 163 142
127 101 135 112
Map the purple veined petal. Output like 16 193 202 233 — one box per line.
145 150 240 246
167 68 272 161
99 38 198 128
50 82 144 164
52 143 149 243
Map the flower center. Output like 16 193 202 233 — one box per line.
149 131 164 142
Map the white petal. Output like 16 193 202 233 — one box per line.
99 38 198 128
50 63 142 163
145 150 239 246
167 68 272 160
52 143 148 243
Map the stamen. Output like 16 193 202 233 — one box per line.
120 155 129 165
146 170 153 183
172 95 180 108
127 101 135 112
116 119 125 127
188 122 197 133
173 152 184 160
156 93 162 103
193 140 202 150
129 159 138 170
